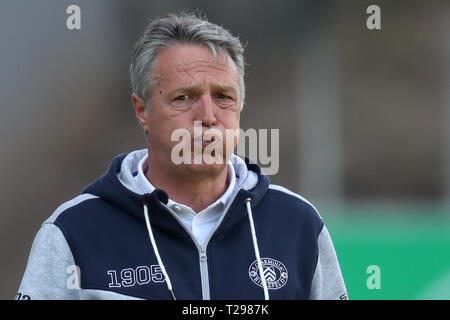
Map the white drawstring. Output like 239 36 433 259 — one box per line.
143 199 268 300
245 198 270 300
143 204 176 300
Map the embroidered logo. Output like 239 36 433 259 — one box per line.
248 258 288 290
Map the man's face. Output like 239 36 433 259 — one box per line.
134 43 242 178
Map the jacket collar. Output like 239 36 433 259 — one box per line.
82 152 269 238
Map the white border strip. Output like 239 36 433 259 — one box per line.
45 193 99 223
268 185 322 219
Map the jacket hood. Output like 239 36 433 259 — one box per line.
82 150 269 227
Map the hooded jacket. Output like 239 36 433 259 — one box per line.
17 150 347 300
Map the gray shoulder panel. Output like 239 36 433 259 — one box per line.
17 223 80 299
309 225 348 300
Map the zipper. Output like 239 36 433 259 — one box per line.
199 246 209 300
197 189 243 299
161 189 242 300
162 205 209 299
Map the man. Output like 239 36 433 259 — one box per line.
17 12 347 300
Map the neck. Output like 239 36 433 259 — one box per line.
145 155 229 213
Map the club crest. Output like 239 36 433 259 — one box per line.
248 258 288 290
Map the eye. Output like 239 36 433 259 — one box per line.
216 93 231 100
174 94 189 101
171 93 194 111
215 93 236 107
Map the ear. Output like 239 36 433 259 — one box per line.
131 93 150 134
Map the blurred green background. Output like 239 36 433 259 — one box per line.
324 204 450 299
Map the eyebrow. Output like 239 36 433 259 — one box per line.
167 84 238 97
211 84 238 94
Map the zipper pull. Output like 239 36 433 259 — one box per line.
200 248 207 261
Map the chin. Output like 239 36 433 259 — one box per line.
185 161 228 177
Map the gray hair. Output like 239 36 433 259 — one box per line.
129 12 246 110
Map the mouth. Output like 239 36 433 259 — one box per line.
202 135 216 147
191 135 219 150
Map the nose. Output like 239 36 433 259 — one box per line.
197 94 217 127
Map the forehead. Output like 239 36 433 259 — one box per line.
153 43 239 89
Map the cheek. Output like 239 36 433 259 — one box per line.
219 110 241 147
153 116 195 149
220 108 240 129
